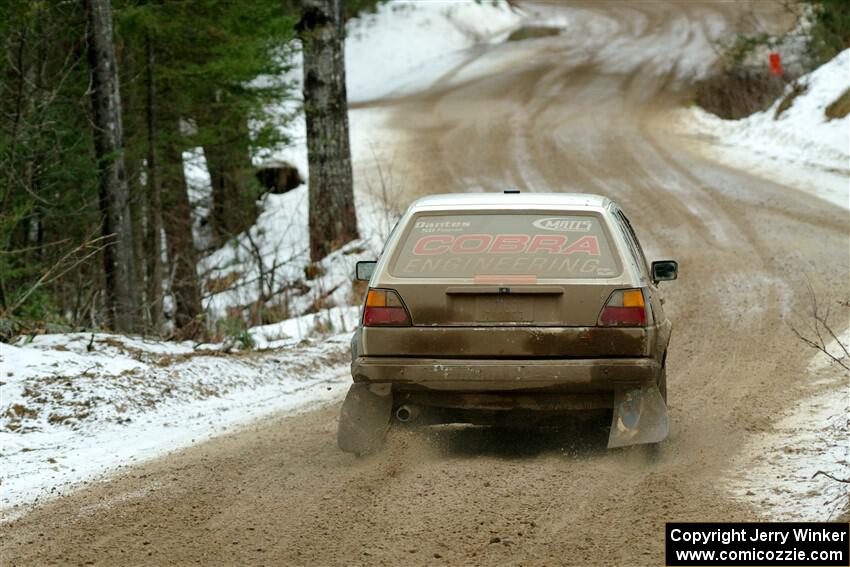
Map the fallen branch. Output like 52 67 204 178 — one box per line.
2 232 112 318
812 470 850 484
789 281 849 372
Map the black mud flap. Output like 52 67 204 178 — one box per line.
607 384 669 448
337 384 393 455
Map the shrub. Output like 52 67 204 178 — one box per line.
506 26 561 42
216 317 255 350
806 0 850 65
774 81 809 119
694 0 850 120
825 87 850 119
695 70 785 119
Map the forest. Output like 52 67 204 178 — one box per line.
1 0 847 342
0 0 377 339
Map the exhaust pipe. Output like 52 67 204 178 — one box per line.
395 404 417 423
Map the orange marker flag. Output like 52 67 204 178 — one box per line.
769 52 783 77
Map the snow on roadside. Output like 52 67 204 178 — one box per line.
198 184 392 323
249 305 360 349
345 1 522 103
675 49 849 210
0 331 352 517
727 330 849 520
254 0 523 172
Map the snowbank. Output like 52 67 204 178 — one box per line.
728 385 848 520
727 327 849 520
198 184 393 323
249 305 360 349
0 330 352 516
249 0 522 184
677 49 850 209
345 1 521 102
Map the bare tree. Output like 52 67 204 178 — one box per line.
790 286 849 372
298 0 358 261
85 0 140 332
3 232 111 318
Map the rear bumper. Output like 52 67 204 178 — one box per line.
351 356 661 393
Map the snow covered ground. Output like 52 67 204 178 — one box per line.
249 0 523 186
198 183 394 323
0 329 352 517
727 330 849 521
346 1 521 103
676 49 850 210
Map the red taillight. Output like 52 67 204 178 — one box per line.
598 289 648 327
599 306 646 326
363 288 411 327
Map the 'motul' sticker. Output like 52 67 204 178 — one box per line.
532 217 593 232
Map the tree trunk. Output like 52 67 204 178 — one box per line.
116 27 148 330
298 0 358 261
202 109 256 244
144 36 164 332
85 0 140 332
161 124 203 338
129 160 147 325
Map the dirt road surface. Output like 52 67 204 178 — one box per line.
3 2 847 566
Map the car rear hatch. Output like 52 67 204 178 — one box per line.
363 210 650 358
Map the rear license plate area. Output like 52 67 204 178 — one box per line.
474 295 534 322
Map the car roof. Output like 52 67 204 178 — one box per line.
409 192 612 211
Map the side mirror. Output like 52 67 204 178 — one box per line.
651 260 678 283
355 261 377 282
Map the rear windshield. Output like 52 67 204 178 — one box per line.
389 213 621 279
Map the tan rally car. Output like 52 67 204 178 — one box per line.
338 192 678 454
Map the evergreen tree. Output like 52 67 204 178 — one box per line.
0 0 381 333
0 1 103 324
116 0 297 335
